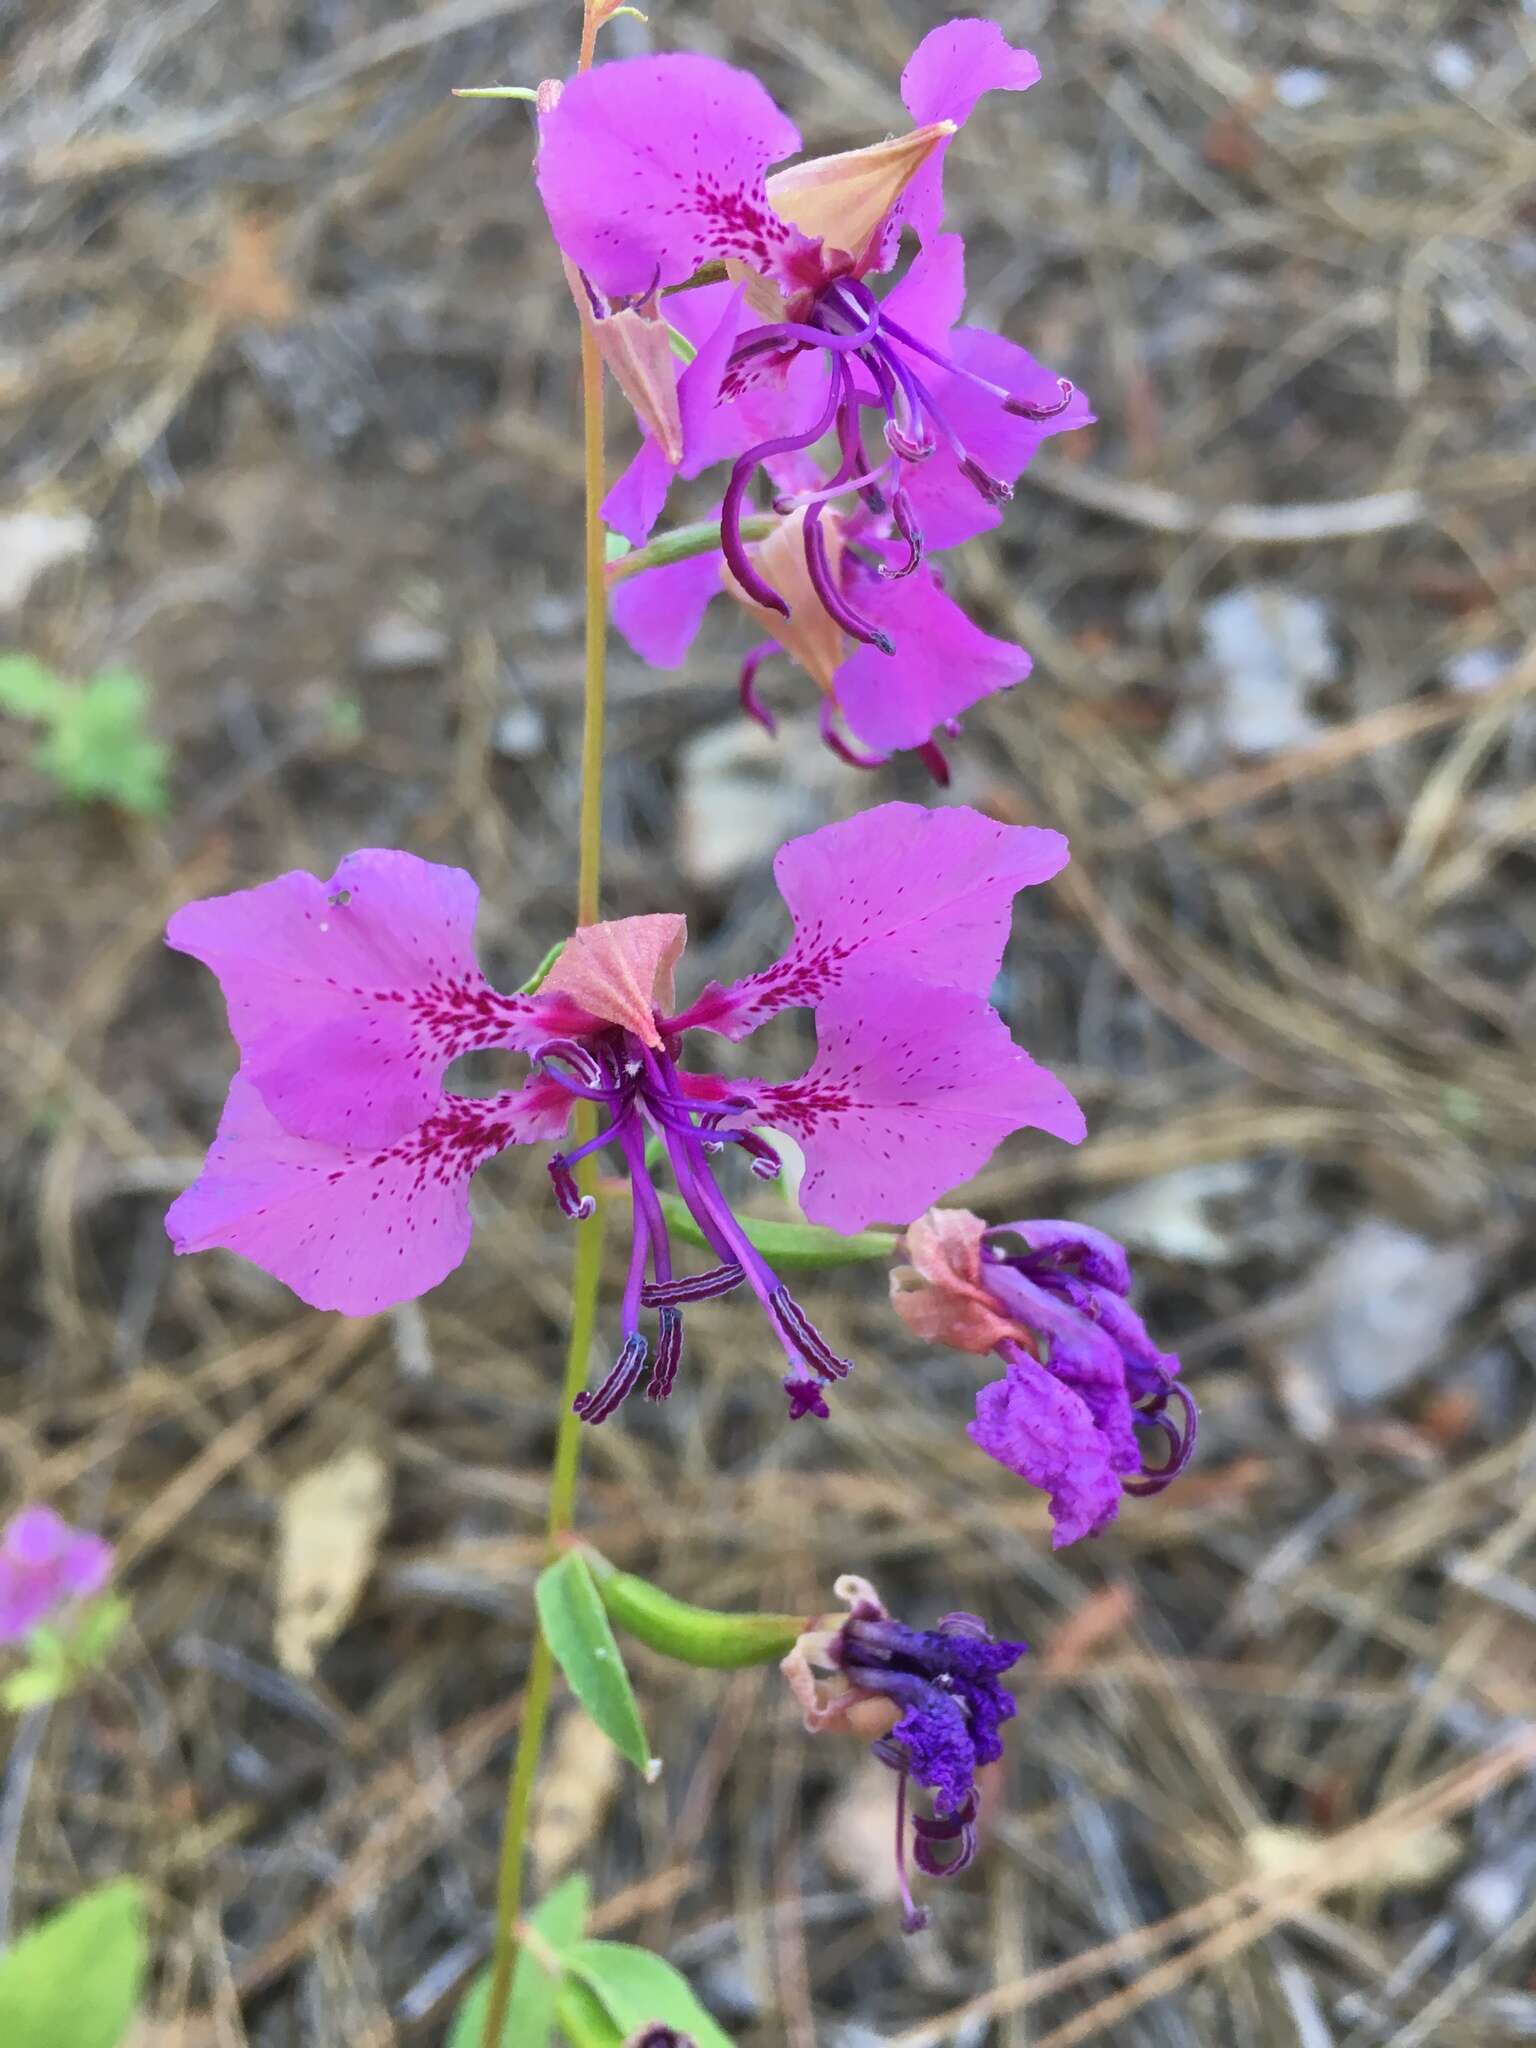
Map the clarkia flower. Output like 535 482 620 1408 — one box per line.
166 807 1083 1421
783 1574 1025 1931
537 21 1093 614
612 473 1031 776
0 1506 114 1645
891 1209 1196 1546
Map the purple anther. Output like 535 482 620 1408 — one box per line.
770 1286 853 1381
784 1377 831 1420
1124 1384 1199 1496
912 1801 979 1878
646 1306 683 1401
881 488 923 580
959 454 1013 506
883 416 936 462
641 1263 746 1306
803 505 894 655
738 642 778 735
574 1331 649 1424
547 1153 596 1221
734 1130 783 1181
1004 376 1075 420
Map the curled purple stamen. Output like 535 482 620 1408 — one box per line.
641 1263 746 1306
1005 377 1075 420
734 1130 783 1181
647 1306 683 1401
912 1802 979 1879
721 373 843 617
805 504 893 654
770 1286 853 1382
574 1331 649 1424
546 1153 596 1221
737 642 777 735
1125 1385 1199 1496
959 453 1013 506
881 489 923 579
818 698 888 772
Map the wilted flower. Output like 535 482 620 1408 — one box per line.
891 1209 1196 1545
612 476 1031 777
537 20 1091 610
166 806 1082 1420
0 1506 113 1645
784 1574 1025 1931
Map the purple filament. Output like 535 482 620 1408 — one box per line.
641 1264 745 1306
738 642 778 734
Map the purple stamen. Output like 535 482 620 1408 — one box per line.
915 739 952 788
641 1263 746 1306
805 503 893 653
959 453 1013 506
647 1306 683 1401
735 1130 783 1181
912 1800 979 1879
738 642 778 734
1005 377 1075 420
546 1153 596 1221
574 1331 649 1423
1125 1385 1199 1496
893 1770 930 1934
818 698 889 772
769 1286 853 1382
721 373 843 617
881 488 923 579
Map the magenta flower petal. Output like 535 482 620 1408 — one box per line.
877 231 967 354
168 851 561 1150
982 1263 1142 1478
168 1071 571 1316
682 801 1069 1039
611 548 724 669
970 1351 1124 1548
537 55 806 299
0 1506 114 1644
888 21 1041 255
900 327 1095 550
749 972 1084 1232
603 438 674 551
834 563 1031 754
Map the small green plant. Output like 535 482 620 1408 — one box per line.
0 1880 147 2048
0 653 169 815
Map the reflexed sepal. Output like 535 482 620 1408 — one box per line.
653 1190 898 1270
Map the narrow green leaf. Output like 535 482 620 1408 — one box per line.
535 1553 656 1777
565 1941 732 2048
654 1190 897 1269
664 323 697 366
452 84 539 99
446 1873 591 2048
0 1880 146 2048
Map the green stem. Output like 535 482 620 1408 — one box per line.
605 512 777 585
478 37 611 2043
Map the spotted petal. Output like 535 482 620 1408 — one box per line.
537 55 809 300
167 1071 571 1316
167 851 571 1149
746 972 1084 1232
680 802 1069 1040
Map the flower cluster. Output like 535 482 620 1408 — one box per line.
783 1575 1026 1931
167 805 1082 1422
535 18 1092 767
0 1506 113 1645
891 1209 1196 1545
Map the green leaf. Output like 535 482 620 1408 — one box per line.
565 1941 732 2048
0 1880 147 2048
553 1978 626 2048
67 1594 131 1671
654 1190 897 1270
536 1553 656 1777
0 654 66 722
35 669 168 815
447 1873 590 2048
2 1665 67 1710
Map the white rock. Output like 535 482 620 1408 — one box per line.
494 698 548 759
678 714 829 886
1293 1217 1485 1408
1443 645 1512 694
1198 585 1336 756
1275 67 1330 110
1431 42 1478 92
0 509 95 611
1086 1162 1259 1267
355 611 451 673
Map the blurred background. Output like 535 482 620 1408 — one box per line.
3 0 1534 2040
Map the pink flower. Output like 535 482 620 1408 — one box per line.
537 22 1092 607
0 1506 114 1644
891 1210 1195 1545
611 482 1032 776
167 809 1083 1420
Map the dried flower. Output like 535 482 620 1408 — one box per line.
891 1209 1196 1544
